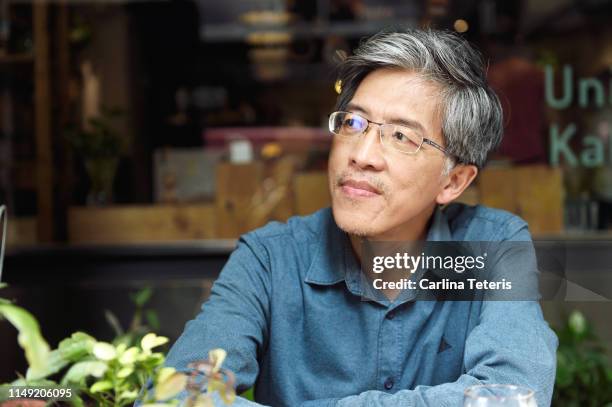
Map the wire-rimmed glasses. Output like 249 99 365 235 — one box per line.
328 111 451 157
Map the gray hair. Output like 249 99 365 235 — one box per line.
335 29 503 169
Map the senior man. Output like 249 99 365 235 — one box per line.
164 29 557 406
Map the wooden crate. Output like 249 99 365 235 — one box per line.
479 165 564 234
215 162 265 238
478 167 517 213
516 166 564 235
7 217 38 246
293 172 331 216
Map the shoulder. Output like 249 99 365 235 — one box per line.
238 208 331 256
443 203 530 241
247 207 331 242
230 208 332 282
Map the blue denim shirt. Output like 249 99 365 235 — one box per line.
164 204 558 407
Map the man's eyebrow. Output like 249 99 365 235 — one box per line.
345 102 427 135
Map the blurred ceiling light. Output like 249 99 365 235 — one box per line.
454 19 469 33
246 31 292 46
261 142 282 159
248 48 289 61
240 11 293 26
335 80 343 94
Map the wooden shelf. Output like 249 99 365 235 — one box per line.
7 238 237 256
68 204 219 244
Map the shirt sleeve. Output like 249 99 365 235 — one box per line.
301 222 559 407
162 232 272 404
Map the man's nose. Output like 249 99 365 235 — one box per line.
348 125 385 170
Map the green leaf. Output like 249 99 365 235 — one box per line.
556 350 577 389
605 366 612 381
26 348 70 381
554 309 612 405
209 349 227 374
131 288 153 307
141 333 168 353
117 366 134 378
93 342 117 361
116 343 128 355
240 387 255 401
113 333 134 349
118 389 139 402
58 332 96 361
119 346 139 365
154 372 187 401
145 310 161 331
61 360 108 385
0 303 51 379
68 392 86 407
10 378 58 387
569 310 587 336
156 367 176 385
90 380 113 393
105 310 125 337
139 352 165 369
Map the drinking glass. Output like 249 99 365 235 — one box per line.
464 384 537 407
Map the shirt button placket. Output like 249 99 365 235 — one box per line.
380 307 398 392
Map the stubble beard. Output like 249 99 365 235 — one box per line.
332 170 389 238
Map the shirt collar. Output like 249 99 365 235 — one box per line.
303 209 348 286
426 205 452 241
304 206 452 287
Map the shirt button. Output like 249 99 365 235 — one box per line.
384 378 394 390
386 311 395 320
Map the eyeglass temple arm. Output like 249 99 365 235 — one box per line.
423 138 450 155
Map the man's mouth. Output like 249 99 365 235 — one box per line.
340 179 382 198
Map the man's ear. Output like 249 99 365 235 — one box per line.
436 164 478 205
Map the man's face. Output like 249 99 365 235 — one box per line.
328 68 448 240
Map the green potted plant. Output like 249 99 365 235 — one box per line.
0 285 236 406
553 310 612 406
66 106 129 206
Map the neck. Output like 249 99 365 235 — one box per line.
349 205 436 263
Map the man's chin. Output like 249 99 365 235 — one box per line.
331 206 381 238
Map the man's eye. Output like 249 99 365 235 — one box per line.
341 118 364 133
392 131 415 144
344 118 359 128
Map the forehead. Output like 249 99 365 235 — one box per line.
349 68 443 138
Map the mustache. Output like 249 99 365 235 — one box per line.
335 171 388 196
